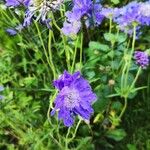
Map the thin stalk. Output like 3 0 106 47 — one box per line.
121 62 128 90
119 97 127 119
124 25 137 88
65 127 71 150
71 119 82 140
52 14 70 71
49 133 63 149
129 67 142 91
35 22 51 66
109 17 112 33
47 90 58 124
48 30 56 79
71 36 79 73
65 119 82 149
80 33 83 70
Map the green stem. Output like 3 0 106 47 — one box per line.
71 119 82 140
65 127 71 150
63 36 71 71
49 133 63 149
124 25 137 88
35 22 50 65
129 67 141 91
65 119 82 150
80 33 83 70
119 97 127 119
71 37 79 73
121 62 128 90
51 13 70 71
109 17 112 33
47 90 58 124
48 30 56 79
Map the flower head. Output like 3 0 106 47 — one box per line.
23 0 63 28
62 0 104 36
51 71 97 127
134 51 149 68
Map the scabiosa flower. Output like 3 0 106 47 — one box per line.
138 1 150 25
112 1 150 35
62 0 104 36
0 86 4 100
114 2 141 25
51 71 97 127
61 21 81 36
134 51 149 69
92 3 104 26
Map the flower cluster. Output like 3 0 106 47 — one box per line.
0 86 4 100
5 0 150 36
110 1 150 35
62 0 150 36
134 51 149 69
51 71 97 127
62 0 104 36
5 0 64 34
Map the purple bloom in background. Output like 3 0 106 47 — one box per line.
5 0 63 29
5 0 30 7
6 28 17 35
61 21 81 36
92 4 104 25
0 86 4 100
62 0 104 36
114 2 140 25
138 1 150 25
23 0 64 28
6 24 23 36
101 7 119 19
112 1 150 35
134 51 149 69
51 71 97 127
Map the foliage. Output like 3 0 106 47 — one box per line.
0 0 150 150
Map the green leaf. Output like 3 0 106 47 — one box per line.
104 33 116 43
127 144 137 150
89 41 109 52
117 33 127 43
111 0 120 4
106 129 127 141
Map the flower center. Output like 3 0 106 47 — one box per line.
64 88 80 109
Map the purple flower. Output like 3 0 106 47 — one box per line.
113 2 141 28
112 1 150 35
62 21 81 36
6 24 23 36
0 86 4 100
92 4 104 25
62 0 104 36
138 2 150 25
51 71 97 127
6 28 17 35
101 7 119 19
134 51 149 68
23 0 63 28
5 0 30 7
